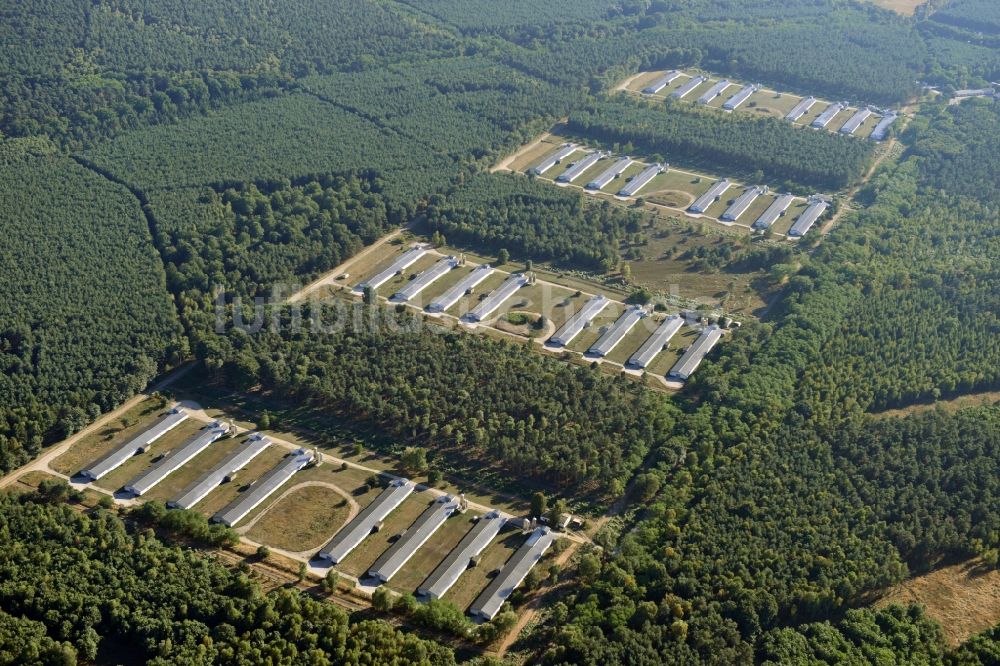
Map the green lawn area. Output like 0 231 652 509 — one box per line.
444 270 509 318
498 281 581 330
771 200 811 236
415 263 477 306
542 148 595 181
645 326 702 377
599 161 645 195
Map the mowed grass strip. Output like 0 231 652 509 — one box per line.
389 510 485 595
245 484 353 552
92 420 207 493
443 527 527 611
50 397 166 476
335 491 436 578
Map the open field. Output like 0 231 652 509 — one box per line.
877 556 1000 646
872 390 1000 419
390 510 485 594
868 0 926 15
245 484 353 552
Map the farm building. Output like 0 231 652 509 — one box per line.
789 197 830 237
671 75 707 99
721 186 766 222
586 157 633 190
318 479 415 564
642 70 682 94
697 79 731 105
668 325 724 380
418 511 508 600
753 194 796 230
723 84 757 110
466 274 528 322
786 96 817 121
354 247 428 293
627 315 684 369
530 144 577 175
589 306 647 357
392 256 458 303
80 408 188 481
812 102 845 129
468 527 556 621
168 434 272 510
953 88 996 99
840 108 873 135
618 163 665 197
869 113 897 141
689 179 731 213
548 295 609 347
211 449 314 527
123 422 227 496
427 264 494 313
557 151 604 183
367 495 461 584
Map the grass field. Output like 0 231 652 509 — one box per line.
442 527 527 609
245 484 353 552
335 492 434 578
389 510 485 594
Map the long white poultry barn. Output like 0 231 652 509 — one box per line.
839 108 873 135
689 179 731 213
668 325 723 380
618 163 665 197
548 295 608 347
426 264 494 313
466 274 528 322
627 315 684 368
367 495 460 584
392 256 457 302
869 113 897 141
753 194 796 230
812 102 845 129
589 306 646 357
671 75 707 99
168 434 272 510
317 479 415 564
721 186 766 222
587 157 632 190
557 151 604 183
697 80 731 105
786 96 817 121
123 421 227 496
642 70 682 94
530 144 577 175
723 84 757 110
80 408 188 481
468 527 556 621
354 247 428 293
788 198 830 237
212 449 314 527
418 511 507 599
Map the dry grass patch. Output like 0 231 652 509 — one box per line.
390 510 484 594
335 491 435 578
245 484 353 552
443 527 527 611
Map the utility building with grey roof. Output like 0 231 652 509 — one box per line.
753 194 795 230
668 325 723 380
367 495 460 583
465 274 527 322
589 306 646 357
123 421 226 496
468 527 556 621
169 434 271 510
418 511 508 599
548 295 608 347
627 315 683 369
689 179 730 213
80 408 188 481
354 247 428 293
212 449 314 527
318 479 415 564
427 264 494 313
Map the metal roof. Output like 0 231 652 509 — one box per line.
586 157 632 190
427 264 494 313
753 194 796 230
618 163 665 197
869 113 897 141
318 479 415 563
168 434 271 510
721 186 765 221
418 511 507 599
697 79 731 104
549 295 609 346
786 96 817 121
671 75 707 99
689 179 731 213
642 70 682 94
123 421 226 496
392 256 457 302
355 247 428 292
80 408 188 481
557 151 604 183
530 144 577 175
212 449 314 527
811 102 845 129
668 325 723 380
466 274 527 322
840 108 873 135
723 84 757 110
468 527 556 621
789 199 829 237
628 315 683 368
589 306 646 357
367 495 460 583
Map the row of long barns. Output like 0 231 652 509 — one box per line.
78 411 555 620
530 145 831 237
353 249 727 381
641 70 898 141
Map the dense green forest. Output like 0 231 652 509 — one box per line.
930 0 1000 36
426 173 641 270
203 306 674 496
0 139 182 473
568 97 875 190
0 490 456 665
